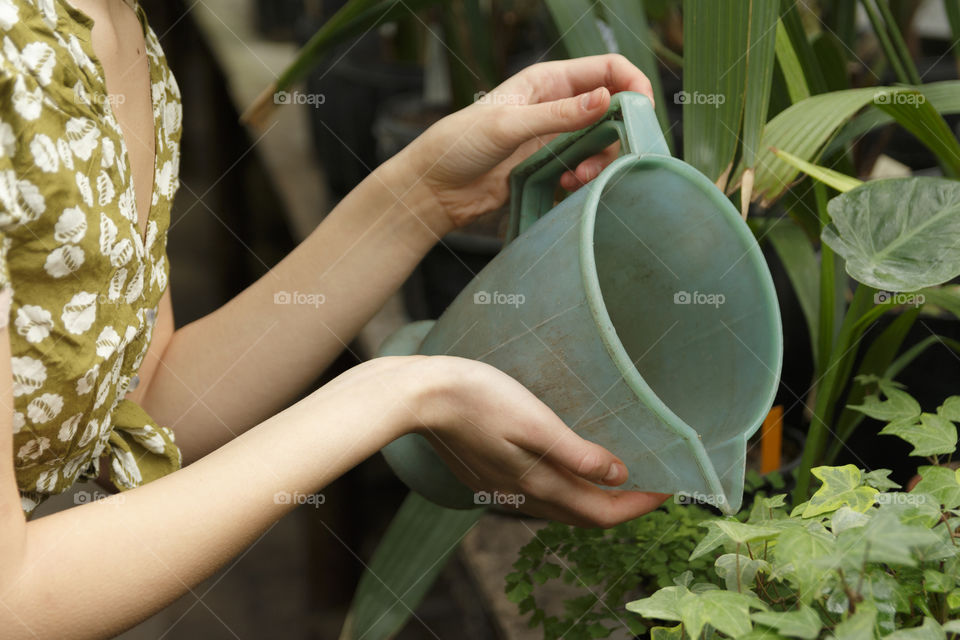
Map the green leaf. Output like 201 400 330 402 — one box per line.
650 625 684 640
874 90 960 178
938 396 960 422
881 412 958 457
923 569 955 593
913 465 960 509
710 520 781 545
822 177 960 292
837 509 939 568
340 494 484 640
948 589 960 611
751 605 822 640
883 617 946 640
689 522 729 562
626 586 687 621
679 590 760 639
862 469 900 491
773 19 810 103
715 554 768 593
830 506 870 534
774 526 836 603
828 606 876 640
848 381 921 423
682 0 778 189
544 0 605 58
765 217 820 364
770 147 863 193
802 465 878 518
587 622 610 638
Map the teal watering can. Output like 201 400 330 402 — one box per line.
379 92 782 515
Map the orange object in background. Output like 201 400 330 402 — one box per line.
760 406 784 474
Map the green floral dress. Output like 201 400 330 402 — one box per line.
1 0 183 517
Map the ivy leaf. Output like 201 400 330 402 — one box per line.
883 617 946 640
751 605 822 639
830 506 870 534
710 520 781 545
880 412 958 457
848 384 921 423
715 554 768 593
837 509 939 567
506 580 533 604
923 568 955 593
679 590 761 639
650 625 683 640
947 589 960 611
913 465 960 509
625 586 687 621
939 396 960 422
689 523 729 561
862 469 901 491
586 622 610 638
802 465 878 517
828 606 876 640
774 526 836 603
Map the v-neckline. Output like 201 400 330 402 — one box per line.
55 0 161 252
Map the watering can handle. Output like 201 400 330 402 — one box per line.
506 91 668 242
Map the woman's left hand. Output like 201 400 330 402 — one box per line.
392 54 654 231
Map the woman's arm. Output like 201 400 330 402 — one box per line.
3 349 665 639
137 55 653 464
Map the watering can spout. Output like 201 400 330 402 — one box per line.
379 92 784 515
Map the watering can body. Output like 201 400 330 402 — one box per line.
379 93 782 515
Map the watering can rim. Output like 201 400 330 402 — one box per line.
574 152 784 508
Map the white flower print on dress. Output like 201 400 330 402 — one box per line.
125 263 144 303
62 453 89 482
110 237 132 268
11 411 24 434
20 41 54 86
35 468 57 492
75 170 93 207
66 118 99 160
11 355 45 397
0 120 14 156
12 74 41 120
27 392 62 423
61 291 97 334
0 0 18 30
0 170 45 225
118 186 135 222
111 448 143 488
57 412 82 441
29 132 58 172
15 304 52 343
17 436 49 461
96 170 115 206
56 137 74 170
99 212 117 254
100 136 115 168
77 417 98 447
44 244 84 278
107 266 127 301
125 425 167 455
75 363 99 395
54 206 87 243
95 326 120 358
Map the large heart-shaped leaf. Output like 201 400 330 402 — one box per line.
822 177 960 291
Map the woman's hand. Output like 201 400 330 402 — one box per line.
402 355 669 528
391 54 654 231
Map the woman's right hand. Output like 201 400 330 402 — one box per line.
398 356 669 528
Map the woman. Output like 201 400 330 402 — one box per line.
0 0 667 636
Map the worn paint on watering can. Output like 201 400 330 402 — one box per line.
378 93 783 515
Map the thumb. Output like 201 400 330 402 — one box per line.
536 427 628 487
504 87 611 144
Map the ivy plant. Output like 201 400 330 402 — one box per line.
622 388 960 639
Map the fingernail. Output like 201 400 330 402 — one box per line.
581 87 604 111
603 462 624 484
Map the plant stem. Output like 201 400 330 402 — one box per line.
875 0 922 84
860 0 912 84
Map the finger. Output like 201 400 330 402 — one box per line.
501 86 611 145
560 142 621 190
501 54 654 106
511 417 630 487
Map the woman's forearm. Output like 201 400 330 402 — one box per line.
1 358 422 640
139 154 451 462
